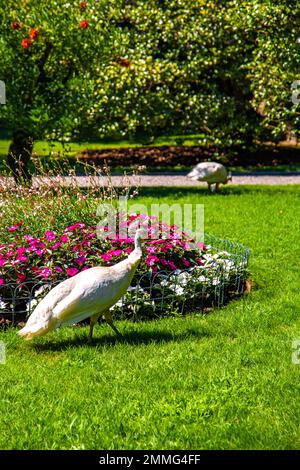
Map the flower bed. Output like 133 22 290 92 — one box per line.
0 214 250 323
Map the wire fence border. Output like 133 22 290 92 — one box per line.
0 234 250 323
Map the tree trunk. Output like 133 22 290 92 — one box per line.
7 130 33 185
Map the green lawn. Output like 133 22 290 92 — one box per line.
1 186 300 449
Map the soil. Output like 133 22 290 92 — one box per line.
77 144 300 169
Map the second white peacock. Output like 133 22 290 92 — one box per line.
18 228 144 342
187 161 231 192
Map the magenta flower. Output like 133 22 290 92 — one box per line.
54 266 64 274
8 224 19 232
0 259 6 267
51 242 62 250
17 247 26 255
160 259 168 266
40 267 52 278
108 249 122 257
60 234 69 243
146 255 159 267
182 258 190 267
0 278 4 286
45 231 56 241
65 223 85 232
24 234 34 242
16 255 28 263
168 261 177 270
101 253 113 262
16 273 26 283
67 267 79 277
74 255 87 265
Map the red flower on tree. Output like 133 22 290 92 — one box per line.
79 20 89 29
29 28 39 40
11 22 21 30
21 38 32 49
80 1 88 11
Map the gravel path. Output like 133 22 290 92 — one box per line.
108 174 300 187
32 173 300 187
1 173 297 188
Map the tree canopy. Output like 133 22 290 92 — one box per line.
0 0 299 179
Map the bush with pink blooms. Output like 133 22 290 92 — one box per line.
0 214 249 319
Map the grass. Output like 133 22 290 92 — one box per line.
1 185 300 449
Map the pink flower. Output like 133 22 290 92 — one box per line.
198 242 207 251
60 234 69 243
40 267 52 278
51 242 62 250
24 235 34 242
0 259 6 267
17 247 26 255
45 231 56 241
196 258 203 266
6 251 14 258
65 223 85 232
81 266 89 271
146 255 159 267
8 224 19 232
108 249 122 257
67 267 79 277
0 278 4 286
182 258 190 267
74 256 87 265
16 255 28 263
101 253 113 262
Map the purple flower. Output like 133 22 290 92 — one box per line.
54 266 64 274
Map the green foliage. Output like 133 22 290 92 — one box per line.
0 1 299 147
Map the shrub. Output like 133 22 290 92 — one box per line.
0 213 249 320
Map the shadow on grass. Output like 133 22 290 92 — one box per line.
30 325 211 352
138 185 299 199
